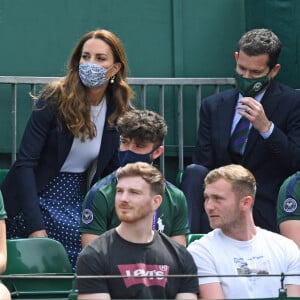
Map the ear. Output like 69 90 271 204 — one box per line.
270 63 281 79
152 195 163 210
152 146 164 160
112 62 121 76
240 195 253 211
234 51 239 62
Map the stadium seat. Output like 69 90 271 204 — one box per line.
186 233 205 245
3 238 75 298
175 170 183 188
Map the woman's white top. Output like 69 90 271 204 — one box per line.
60 98 107 173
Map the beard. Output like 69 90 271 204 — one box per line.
116 204 152 224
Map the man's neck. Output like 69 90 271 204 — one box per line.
221 217 257 241
116 222 155 244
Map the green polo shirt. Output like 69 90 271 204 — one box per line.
79 171 190 237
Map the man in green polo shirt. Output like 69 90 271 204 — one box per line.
277 172 300 248
79 109 189 248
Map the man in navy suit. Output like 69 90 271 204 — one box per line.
181 28 300 234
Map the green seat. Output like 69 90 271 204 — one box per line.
175 170 183 188
3 238 75 298
186 233 205 245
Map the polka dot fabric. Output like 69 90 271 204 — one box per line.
7 172 87 270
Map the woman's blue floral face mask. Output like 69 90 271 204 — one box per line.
79 62 110 88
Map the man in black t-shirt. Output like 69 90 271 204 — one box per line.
76 162 198 299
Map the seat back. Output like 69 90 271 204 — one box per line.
186 233 205 245
175 170 183 188
3 238 75 298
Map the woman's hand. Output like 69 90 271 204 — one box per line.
28 229 48 238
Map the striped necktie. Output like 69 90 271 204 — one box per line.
230 117 250 155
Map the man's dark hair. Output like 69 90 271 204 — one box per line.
238 28 282 69
116 109 168 146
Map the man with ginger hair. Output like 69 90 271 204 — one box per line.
77 162 198 299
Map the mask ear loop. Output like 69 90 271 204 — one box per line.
149 144 162 161
150 144 161 154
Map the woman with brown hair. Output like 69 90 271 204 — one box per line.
1 29 134 268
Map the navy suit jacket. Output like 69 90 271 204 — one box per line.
1 98 120 235
193 80 300 231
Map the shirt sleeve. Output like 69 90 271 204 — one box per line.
260 122 274 139
187 239 221 285
76 244 109 294
169 188 190 236
276 175 300 224
79 188 111 235
177 248 200 294
284 239 300 285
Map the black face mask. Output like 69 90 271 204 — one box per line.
118 145 160 167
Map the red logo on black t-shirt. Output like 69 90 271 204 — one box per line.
118 263 170 287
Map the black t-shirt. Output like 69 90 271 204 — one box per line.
76 229 198 299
